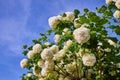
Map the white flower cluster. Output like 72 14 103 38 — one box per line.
108 39 117 47
74 18 81 28
48 12 75 28
62 28 71 35
113 10 120 18
27 44 42 59
73 26 90 44
20 59 28 68
106 0 120 18
54 34 61 43
82 53 96 66
106 0 112 4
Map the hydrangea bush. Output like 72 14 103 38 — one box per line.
20 1 120 80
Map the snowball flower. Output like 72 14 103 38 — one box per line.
113 10 120 18
20 59 28 68
82 53 96 66
116 63 120 68
108 39 117 47
115 0 120 9
44 60 54 71
104 48 111 52
76 48 84 57
41 48 53 60
50 45 59 54
27 50 35 59
53 49 66 61
54 34 61 43
27 73 32 77
81 23 89 28
48 16 60 28
44 42 50 46
41 67 50 77
33 44 42 53
106 0 112 4
37 60 44 68
113 0 118 2
74 18 81 28
65 63 75 73
64 39 73 48
64 12 75 22
62 28 71 35
73 27 90 44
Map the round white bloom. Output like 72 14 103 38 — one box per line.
106 0 112 4
65 63 75 73
54 34 61 43
27 73 32 77
53 49 66 61
20 59 28 68
108 39 117 47
74 18 81 28
41 48 53 60
48 16 60 28
44 42 50 46
27 50 35 59
116 63 120 68
98 42 103 46
64 77 70 80
57 15 62 20
73 27 90 44
64 39 73 48
44 60 54 71
37 60 44 68
104 48 111 52
64 12 75 22
62 28 71 35
58 75 64 80
113 10 120 18
50 45 59 54
39 78 44 80
33 44 42 53
113 0 118 2
82 53 96 66
41 67 50 77
81 23 89 28
76 48 84 57
109 71 116 76
115 0 120 9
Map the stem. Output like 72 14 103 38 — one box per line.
74 54 79 79
86 67 88 80
56 64 66 76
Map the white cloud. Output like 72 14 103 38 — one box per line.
0 0 39 56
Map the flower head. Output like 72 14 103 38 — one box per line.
20 59 28 68
33 44 42 53
41 48 53 60
113 10 120 18
73 27 90 44
82 53 96 66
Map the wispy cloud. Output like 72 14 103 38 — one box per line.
0 0 39 56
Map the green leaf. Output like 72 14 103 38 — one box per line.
97 5 107 13
23 45 27 49
74 9 80 17
115 27 120 35
62 13 66 17
22 50 28 55
84 8 89 13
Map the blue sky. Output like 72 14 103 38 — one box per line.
0 0 108 80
